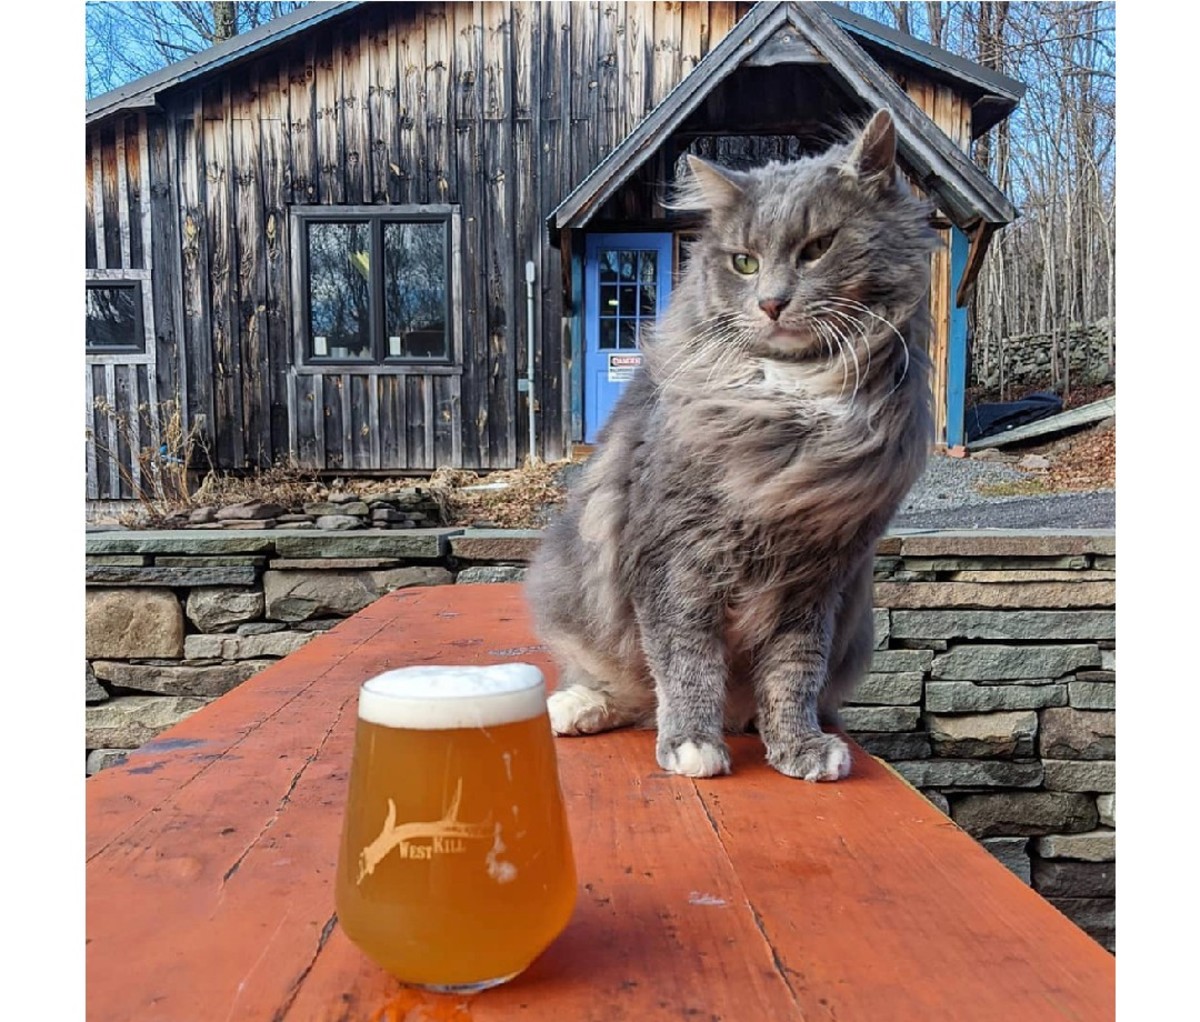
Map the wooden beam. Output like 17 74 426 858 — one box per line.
968 397 1116 451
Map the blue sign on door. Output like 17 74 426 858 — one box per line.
584 233 674 442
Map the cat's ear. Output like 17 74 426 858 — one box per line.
845 109 898 189
679 155 750 210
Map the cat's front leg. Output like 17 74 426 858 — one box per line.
636 593 731 778
753 605 852 782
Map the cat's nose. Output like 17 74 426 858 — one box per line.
758 296 790 321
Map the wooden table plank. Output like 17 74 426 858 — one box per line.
87 584 1114 1022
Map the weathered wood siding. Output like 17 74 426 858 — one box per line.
85 114 160 500
893 68 975 446
88 1 758 475
86 1 982 474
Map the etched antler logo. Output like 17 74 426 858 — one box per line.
357 778 493 884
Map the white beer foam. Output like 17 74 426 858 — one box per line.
358 663 547 730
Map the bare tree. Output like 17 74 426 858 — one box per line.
846 2 1115 403
86 2 310 98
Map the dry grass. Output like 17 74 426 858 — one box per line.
432 459 569 527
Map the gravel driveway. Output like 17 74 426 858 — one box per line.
890 453 1114 530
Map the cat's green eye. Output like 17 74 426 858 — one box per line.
731 253 760 275
799 232 836 263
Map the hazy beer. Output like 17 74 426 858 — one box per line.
335 664 577 991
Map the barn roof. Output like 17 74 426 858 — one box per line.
549 1 1019 236
85 1 360 125
86 2 1023 131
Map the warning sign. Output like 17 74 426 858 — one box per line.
607 353 643 382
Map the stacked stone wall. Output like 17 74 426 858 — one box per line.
971 319 1114 393
85 527 1114 949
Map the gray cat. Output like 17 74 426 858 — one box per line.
525 109 936 781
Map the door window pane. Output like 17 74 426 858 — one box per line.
600 319 617 349
307 222 373 360
86 283 142 351
384 221 447 359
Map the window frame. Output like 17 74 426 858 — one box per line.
85 276 149 357
290 204 462 375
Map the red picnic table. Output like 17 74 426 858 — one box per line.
86 583 1115 1021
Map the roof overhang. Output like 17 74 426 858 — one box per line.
549 1 1020 295
86 1 362 125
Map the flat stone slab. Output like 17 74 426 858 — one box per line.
263 566 453 621
839 706 920 732
872 609 889 649
931 644 1101 681
272 529 461 560
183 631 315 660
86 749 131 775
450 529 543 562
1039 708 1115 760
925 682 1066 713
1036 830 1115 862
850 732 931 760
868 649 933 673
86 695 210 749
944 570 1115 583
92 660 277 698
890 610 1115 642
456 565 528 584
893 530 1114 557
926 711 1037 759
86 531 278 555
185 588 265 632
1069 681 1115 710
1042 760 1115 793
874 581 1114 610
85 565 259 586
952 792 1098 838
155 556 269 567
890 759 1044 789
1032 859 1114 898
267 557 403 570
846 672 924 706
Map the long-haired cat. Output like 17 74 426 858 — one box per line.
525 109 936 781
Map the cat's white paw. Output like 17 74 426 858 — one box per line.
767 733 852 782
658 739 732 778
547 686 617 736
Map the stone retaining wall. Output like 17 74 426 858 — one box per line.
85 526 1115 950
972 319 1115 393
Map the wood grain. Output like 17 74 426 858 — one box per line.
88 584 1114 1022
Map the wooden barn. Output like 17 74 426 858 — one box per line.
85 0 1023 498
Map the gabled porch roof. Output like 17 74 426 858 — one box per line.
548 2 1021 299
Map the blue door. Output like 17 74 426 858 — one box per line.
584 233 674 442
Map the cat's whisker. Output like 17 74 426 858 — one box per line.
816 306 872 385
818 298 911 399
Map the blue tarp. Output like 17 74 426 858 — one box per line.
964 392 1063 443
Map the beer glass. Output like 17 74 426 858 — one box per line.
335 664 577 992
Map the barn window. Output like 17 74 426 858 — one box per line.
296 206 456 367
86 281 145 353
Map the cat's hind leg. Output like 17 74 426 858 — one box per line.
545 637 655 736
